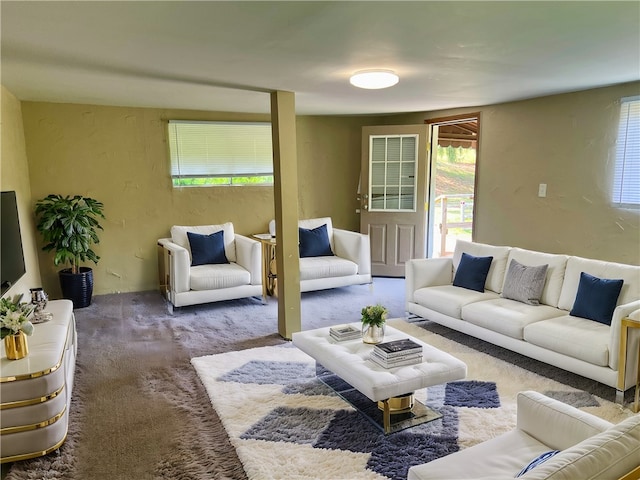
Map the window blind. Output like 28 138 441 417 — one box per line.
612 96 640 208
168 120 273 178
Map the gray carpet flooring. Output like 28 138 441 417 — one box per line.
5 278 407 479
4 277 632 479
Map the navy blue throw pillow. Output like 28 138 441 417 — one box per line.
453 252 493 292
187 230 229 266
516 450 561 477
299 224 333 258
570 272 623 325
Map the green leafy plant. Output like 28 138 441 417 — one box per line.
0 294 34 339
361 304 388 327
35 194 105 274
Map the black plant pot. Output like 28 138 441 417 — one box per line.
59 267 94 309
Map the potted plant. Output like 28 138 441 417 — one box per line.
361 304 387 344
1 294 34 359
35 194 105 308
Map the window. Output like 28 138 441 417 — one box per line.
168 120 274 186
612 97 640 208
369 135 418 212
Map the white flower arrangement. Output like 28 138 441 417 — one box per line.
0 294 34 339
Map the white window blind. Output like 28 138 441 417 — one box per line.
168 120 273 180
612 96 640 208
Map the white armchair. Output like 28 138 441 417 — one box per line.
296 217 372 293
157 222 262 309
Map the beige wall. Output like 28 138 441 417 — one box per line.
390 81 640 265
0 86 42 299
13 81 640 298
296 115 369 227
20 101 377 296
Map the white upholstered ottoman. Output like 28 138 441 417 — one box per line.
292 322 467 432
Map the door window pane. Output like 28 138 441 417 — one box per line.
368 135 417 212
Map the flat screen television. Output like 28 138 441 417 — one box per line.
1 191 27 295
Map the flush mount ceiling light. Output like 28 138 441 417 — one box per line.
349 70 399 89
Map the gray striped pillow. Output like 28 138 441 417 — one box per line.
501 259 548 305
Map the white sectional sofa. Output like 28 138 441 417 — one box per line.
405 241 640 401
408 390 640 480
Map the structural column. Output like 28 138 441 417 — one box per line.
270 90 301 339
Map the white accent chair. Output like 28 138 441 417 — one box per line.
157 222 262 309
296 217 372 293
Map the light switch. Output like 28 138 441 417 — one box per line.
538 183 547 197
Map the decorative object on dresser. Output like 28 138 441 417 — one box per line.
361 303 387 344
1 299 77 463
1 293 34 360
30 287 53 323
34 194 105 308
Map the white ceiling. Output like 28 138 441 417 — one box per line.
2 1 639 115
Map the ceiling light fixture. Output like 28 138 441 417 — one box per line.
349 70 399 89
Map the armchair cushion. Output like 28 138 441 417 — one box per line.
187 231 229 266
300 256 358 281
171 223 236 262
190 263 251 291
299 224 334 258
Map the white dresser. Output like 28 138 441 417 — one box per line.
0 299 77 463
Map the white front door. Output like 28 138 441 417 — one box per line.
360 125 429 277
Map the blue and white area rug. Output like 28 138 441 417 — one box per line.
191 320 631 480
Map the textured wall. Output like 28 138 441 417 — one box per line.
21 102 376 296
392 81 640 265
16 81 640 298
0 86 42 299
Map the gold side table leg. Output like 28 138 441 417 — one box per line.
618 317 640 411
634 349 640 413
260 242 269 303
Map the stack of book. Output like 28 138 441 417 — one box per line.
370 338 423 368
329 324 361 342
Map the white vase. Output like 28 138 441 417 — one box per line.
362 323 385 344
